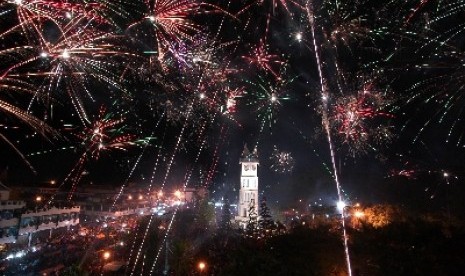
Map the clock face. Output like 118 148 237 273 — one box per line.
252 165 257 171
245 165 250 171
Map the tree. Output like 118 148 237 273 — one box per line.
362 204 406 228
246 201 258 238
258 197 275 238
60 264 87 276
219 197 232 233
197 198 215 231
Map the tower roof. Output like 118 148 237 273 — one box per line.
240 144 259 163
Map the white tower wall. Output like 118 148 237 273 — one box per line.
235 146 259 226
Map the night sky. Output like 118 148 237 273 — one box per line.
1 0 465 214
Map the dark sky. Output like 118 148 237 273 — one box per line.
1 0 465 214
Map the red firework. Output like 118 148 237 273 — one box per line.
332 83 394 146
1 22 135 123
128 0 228 64
76 106 138 160
3 0 108 32
242 39 286 80
63 106 142 200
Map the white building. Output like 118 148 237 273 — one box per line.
0 182 80 245
236 145 259 226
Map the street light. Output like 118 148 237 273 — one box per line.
103 251 111 260
198 261 206 274
100 251 111 275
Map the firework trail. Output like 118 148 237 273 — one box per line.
399 2 465 147
149 119 210 274
1 22 138 124
306 1 352 275
130 94 208 274
237 0 304 16
0 98 57 172
43 106 146 202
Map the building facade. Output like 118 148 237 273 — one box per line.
0 182 80 245
236 145 259 226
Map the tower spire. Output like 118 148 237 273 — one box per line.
240 144 258 163
242 144 250 158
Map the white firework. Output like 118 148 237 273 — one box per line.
270 145 294 173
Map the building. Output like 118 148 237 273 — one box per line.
79 186 208 221
235 145 259 226
18 205 80 245
0 182 26 244
0 182 80 246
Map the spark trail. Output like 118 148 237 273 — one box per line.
306 2 352 275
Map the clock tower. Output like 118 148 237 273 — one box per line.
236 145 259 226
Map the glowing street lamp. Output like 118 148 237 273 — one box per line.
198 261 206 273
36 196 42 202
100 251 111 273
174 190 182 199
103 251 111 260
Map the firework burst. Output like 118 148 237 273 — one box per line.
58 105 149 200
127 0 230 65
76 106 143 159
0 99 56 173
1 0 136 32
269 145 294 173
246 75 293 129
329 81 394 156
398 2 465 147
402 55 465 147
242 38 287 80
1 22 138 124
